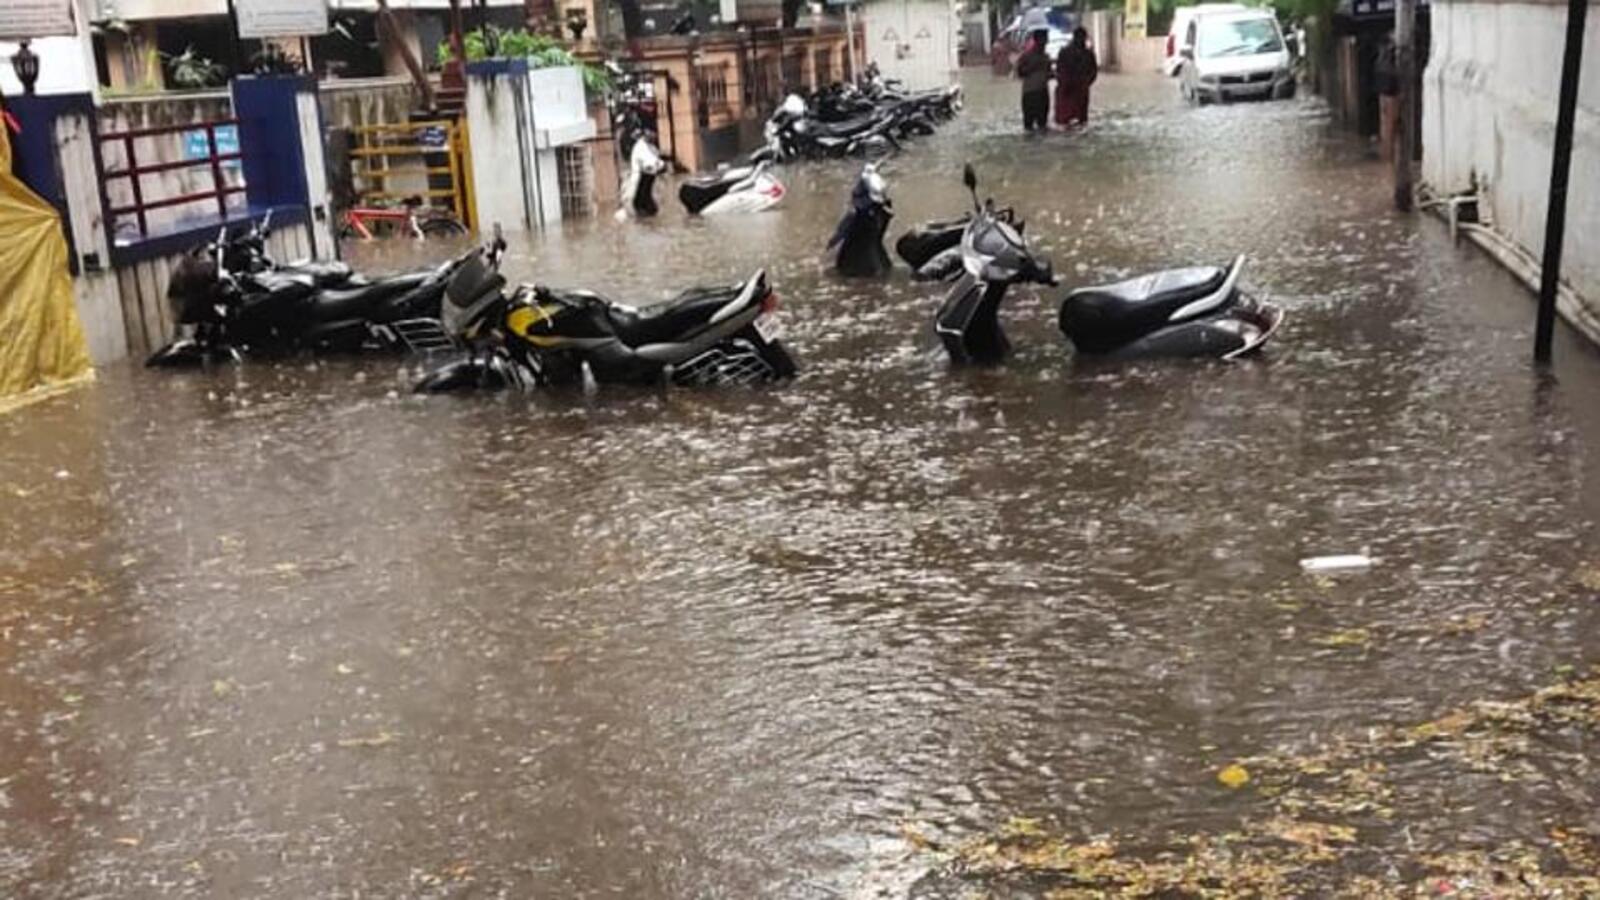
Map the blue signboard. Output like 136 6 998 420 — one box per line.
182 124 241 168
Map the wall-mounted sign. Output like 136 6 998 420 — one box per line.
0 0 76 40
1124 0 1147 40
235 0 329 39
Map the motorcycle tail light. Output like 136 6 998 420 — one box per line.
761 292 780 314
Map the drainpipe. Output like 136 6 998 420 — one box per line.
1533 0 1589 364
1392 0 1415 212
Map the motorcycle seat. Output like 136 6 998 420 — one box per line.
809 114 885 138
310 272 430 321
604 284 749 347
281 260 354 287
247 271 318 301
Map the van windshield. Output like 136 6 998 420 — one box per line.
1198 17 1283 58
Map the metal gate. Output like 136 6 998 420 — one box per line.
345 118 475 228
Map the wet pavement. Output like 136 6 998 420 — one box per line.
6 70 1600 897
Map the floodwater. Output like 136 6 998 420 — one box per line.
6 71 1600 897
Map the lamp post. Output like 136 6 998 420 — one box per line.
11 39 40 96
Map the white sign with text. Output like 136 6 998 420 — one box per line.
236 0 329 39
0 0 76 41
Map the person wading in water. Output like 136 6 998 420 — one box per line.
1015 29 1052 133
1054 26 1098 127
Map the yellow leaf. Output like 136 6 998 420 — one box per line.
1317 627 1371 648
1218 763 1251 789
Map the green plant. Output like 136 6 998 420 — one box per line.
163 45 225 89
436 26 612 95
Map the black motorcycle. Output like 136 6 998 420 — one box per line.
147 226 504 367
828 163 894 278
933 166 1056 364
1057 257 1284 360
415 258 797 392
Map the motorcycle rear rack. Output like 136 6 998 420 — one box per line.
671 342 774 387
390 318 456 353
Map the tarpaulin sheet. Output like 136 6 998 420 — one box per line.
0 119 92 414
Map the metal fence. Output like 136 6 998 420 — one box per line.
344 118 473 227
97 118 245 244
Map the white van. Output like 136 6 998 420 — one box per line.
1162 3 1246 76
1177 9 1296 103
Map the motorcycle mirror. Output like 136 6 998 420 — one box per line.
261 209 273 236
963 164 979 210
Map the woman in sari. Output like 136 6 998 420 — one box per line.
1054 27 1098 127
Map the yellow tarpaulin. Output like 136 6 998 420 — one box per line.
0 117 93 414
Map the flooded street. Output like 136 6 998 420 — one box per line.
7 70 1600 896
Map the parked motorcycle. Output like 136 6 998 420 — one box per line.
933 165 1056 364
678 160 786 215
1057 257 1284 360
766 94 900 161
828 163 894 278
147 226 505 367
414 260 797 392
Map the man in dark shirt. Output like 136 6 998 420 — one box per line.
1015 29 1052 132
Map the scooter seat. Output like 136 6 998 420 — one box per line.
311 272 429 321
896 217 968 267
604 284 747 347
1065 266 1224 318
679 176 739 214
1059 266 1229 353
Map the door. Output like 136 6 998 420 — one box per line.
865 0 957 92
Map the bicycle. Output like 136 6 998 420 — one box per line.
336 196 469 241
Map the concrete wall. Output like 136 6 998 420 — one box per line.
1423 0 1600 311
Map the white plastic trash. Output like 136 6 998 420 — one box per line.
1300 554 1375 573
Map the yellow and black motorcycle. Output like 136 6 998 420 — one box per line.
414 255 796 392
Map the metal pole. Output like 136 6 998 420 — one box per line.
1393 0 1415 212
1534 0 1589 363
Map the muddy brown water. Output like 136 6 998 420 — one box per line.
5 71 1600 897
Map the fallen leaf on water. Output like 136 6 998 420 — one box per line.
1572 564 1600 591
1265 817 1356 847
1317 627 1372 649
901 821 937 851
211 679 233 697
1218 764 1251 789
114 836 141 847
337 731 396 748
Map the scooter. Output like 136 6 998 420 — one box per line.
1057 257 1284 360
414 259 797 392
933 165 1056 364
678 160 786 215
147 227 506 367
828 163 894 278
896 208 1020 283
616 121 667 220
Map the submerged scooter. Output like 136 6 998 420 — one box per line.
933 165 1056 364
828 163 894 277
414 257 797 392
1056 258 1284 360
678 160 786 216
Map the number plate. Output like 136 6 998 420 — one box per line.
753 313 781 342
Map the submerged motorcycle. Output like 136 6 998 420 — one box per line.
828 163 894 278
933 166 1057 364
414 258 797 392
148 223 504 367
678 160 787 216
1057 257 1284 360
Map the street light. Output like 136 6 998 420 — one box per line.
11 40 40 96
